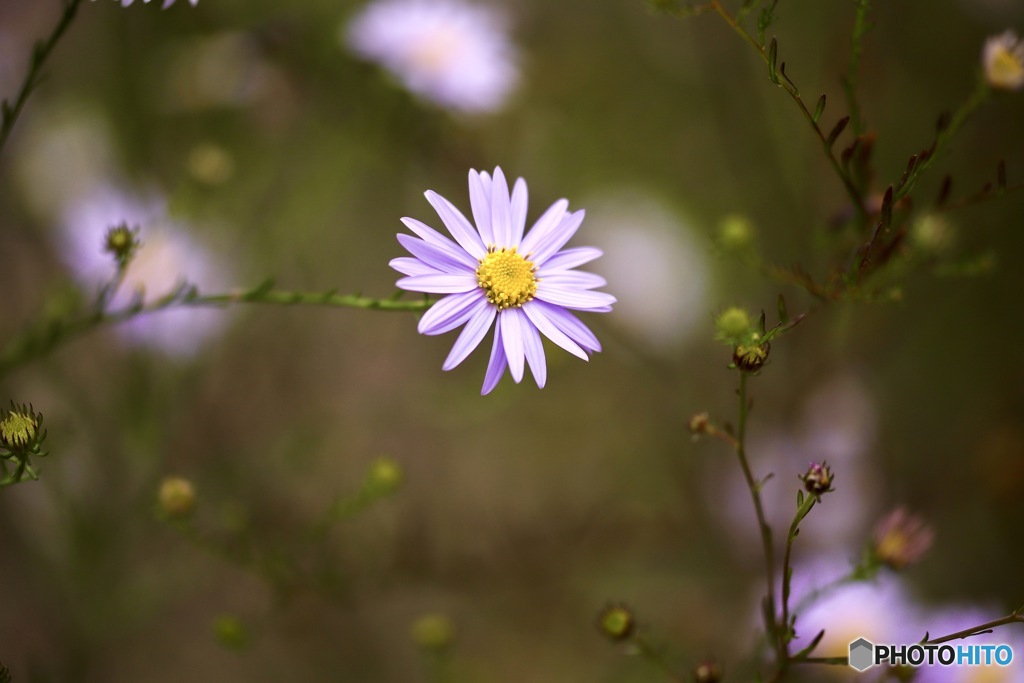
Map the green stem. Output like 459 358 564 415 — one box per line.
707 0 869 223
843 0 872 137
633 636 685 683
0 282 434 380
792 656 848 666
0 0 85 159
893 78 990 203
776 493 817 676
733 373 780 668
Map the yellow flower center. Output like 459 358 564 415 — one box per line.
476 246 537 309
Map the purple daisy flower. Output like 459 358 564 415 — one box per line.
391 167 615 395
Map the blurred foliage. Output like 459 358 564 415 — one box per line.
1 0 1023 681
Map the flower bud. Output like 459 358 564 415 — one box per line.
983 31 1024 91
103 222 141 268
213 615 250 650
0 403 46 458
365 457 403 496
910 213 954 253
872 507 935 570
732 342 769 373
0 409 36 450
688 412 711 435
716 215 754 251
596 603 635 642
411 614 455 650
693 659 722 683
158 476 196 518
800 462 834 500
714 307 753 345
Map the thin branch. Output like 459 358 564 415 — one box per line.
0 282 434 379
706 0 870 223
842 0 872 137
0 0 85 159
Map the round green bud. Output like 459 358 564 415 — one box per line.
411 614 455 650
213 615 250 650
597 604 635 642
717 215 754 251
910 213 954 253
0 410 36 450
103 223 141 266
715 307 753 345
158 476 196 518
366 457 403 496
733 343 769 373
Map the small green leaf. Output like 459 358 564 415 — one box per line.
767 38 780 84
813 94 826 123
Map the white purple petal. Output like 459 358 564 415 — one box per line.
539 246 603 271
396 233 472 274
396 272 478 293
481 323 507 395
417 290 485 335
425 190 487 258
518 309 547 388
489 167 513 247
510 177 528 246
536 284 617 311
442 300 496 370
529 209 585 265
522 301 588 361
519 199 568 257
499 308 525 382
468 170 494 244
400 216 478 268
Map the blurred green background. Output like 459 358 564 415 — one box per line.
1 0 1023 680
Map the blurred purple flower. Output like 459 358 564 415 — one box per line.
392 167 614 394
92 0 198 7
60 186 228 357
788 556 924 659
344 0 518 113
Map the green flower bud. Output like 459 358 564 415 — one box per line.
596 604 635 642
411 614 455 650
103 223 141 268
158 476 196 518
732 342 769 373
800 462 834 501
694 659 723 683
714 307 753 345
716 215 754 251
910 213 954 253
0 410 36 450
365 457 403 496
213 615 250 650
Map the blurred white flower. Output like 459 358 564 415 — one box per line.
344 0 519 114
60 186 228 357
584 193 709 350
14 108 117 221
161 32 291 118
983 31 1024 91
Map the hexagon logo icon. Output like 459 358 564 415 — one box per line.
849 638 874 672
